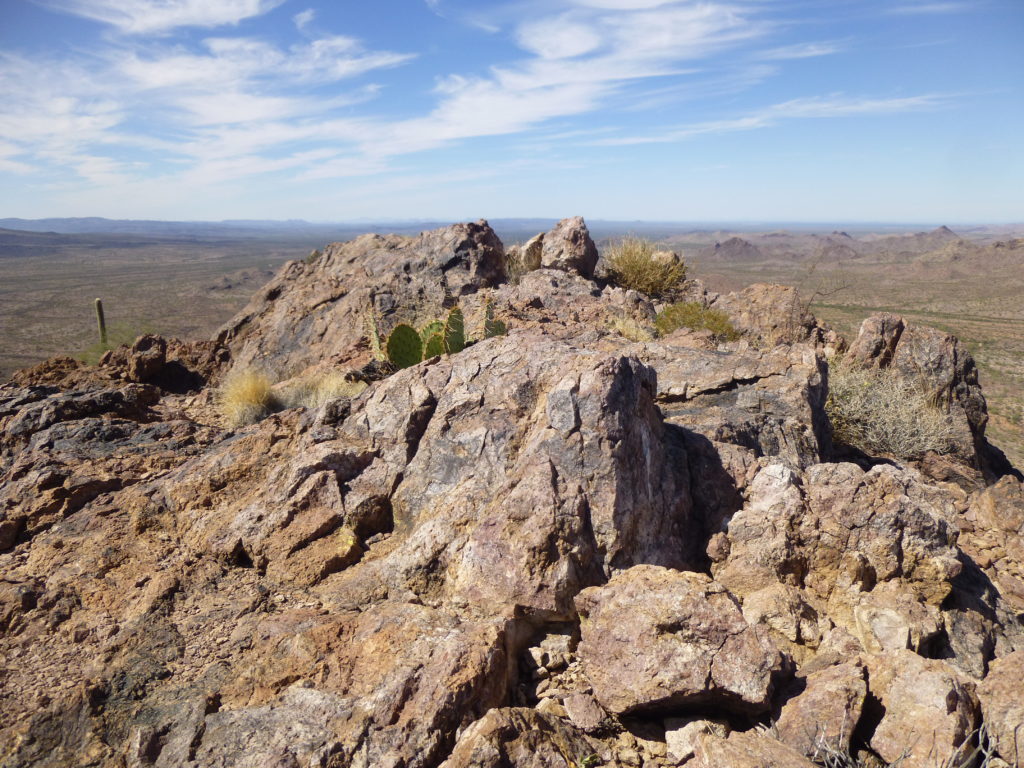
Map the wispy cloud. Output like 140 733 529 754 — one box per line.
592 93 951 145
758 41 843 60
35 0 285 34
1 0 966 210
885 2 973 15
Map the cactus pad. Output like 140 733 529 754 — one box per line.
386 324 423 369
423 332 445 358
443 307 465 354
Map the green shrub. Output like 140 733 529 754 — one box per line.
826 360 957 459
654 301 740 342
605 237 687 299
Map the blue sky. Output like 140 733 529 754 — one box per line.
0 0 1021 222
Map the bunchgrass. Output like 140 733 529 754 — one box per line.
654 301 740 342
605 237 687 299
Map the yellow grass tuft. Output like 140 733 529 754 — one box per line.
218 368 279 427
281 372 367 409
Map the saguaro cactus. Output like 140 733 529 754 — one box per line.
94 298 107 346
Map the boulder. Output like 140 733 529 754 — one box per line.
575 565 783 715
691 730 818 768
864 650 980 768
843 313 990 471
440 708 595 768
710 283 834 347
539 216 599 278
664 718 730 764
775 661 867 758
125 335 166 383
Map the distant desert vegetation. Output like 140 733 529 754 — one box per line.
1 219 1021 466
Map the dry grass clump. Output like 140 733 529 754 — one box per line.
280 372 367 409
827 361 957 459
605 237 687 299
609 315 655 342
218 368 280 427
218 369 367 427
654 301 740 342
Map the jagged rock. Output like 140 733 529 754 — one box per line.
575 565 783 715
1 218 1019 768
713 462 962 661
843 313 991 472
846 312 905 368
664 718 730 763
648 340 831 472
440 708 595 768
125 335 166 383
740 583 823 664
539 216 599 278
562 693 607 733
978 650 1024 766
962 475 1024 611
864 650 980 768
692 730 817 768
710 283 827 346
218 220 507 374
775 661 866 758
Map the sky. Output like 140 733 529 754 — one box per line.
0 0 1021 223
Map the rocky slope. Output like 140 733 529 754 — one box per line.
1 218 1022 768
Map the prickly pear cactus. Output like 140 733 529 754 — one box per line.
443 307 465 354
419 320 444 346
423 333 445 358
365 309 385 361
483 302 507 338
386 324 423 369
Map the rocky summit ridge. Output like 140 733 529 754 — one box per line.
1 217 1022 768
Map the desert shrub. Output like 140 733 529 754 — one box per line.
826 361 957 459
654 301 740 342
218 368 280 427
605 237 687 299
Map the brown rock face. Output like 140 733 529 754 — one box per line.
776 661 867 757
713 462 964 659
219 219 506 374
440 708 594 768
978 651 1024 766
575 565 783 715
963 475 1024 611
864 650 980 768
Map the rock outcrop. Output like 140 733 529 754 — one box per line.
1 217 1021 768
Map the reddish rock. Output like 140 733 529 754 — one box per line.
978 650 1024 766
864 650 980 768
575 566 783 715
776 661 867 758
692 730 817 768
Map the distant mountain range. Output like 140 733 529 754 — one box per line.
3 217 1019 243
